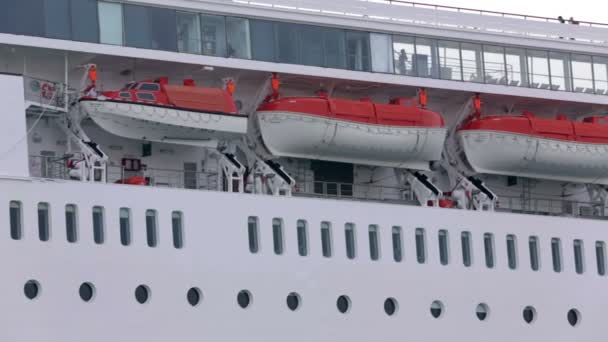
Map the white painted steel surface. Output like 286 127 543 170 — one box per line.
0 74 29 178
459 130 608 185
257 111 447 169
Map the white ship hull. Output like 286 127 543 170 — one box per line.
459 130 608 184
80 100 247 145
257 111 447 169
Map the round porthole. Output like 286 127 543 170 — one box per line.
384 298 398 316
430 300 444 318
79 282 95 302
24 280 40 300
237 290 252 309
523 306 536 324
567 309 581 327
135 285 150 304
337 295 351 314
286 292 301 311
476 303 489 321
187 287 202 307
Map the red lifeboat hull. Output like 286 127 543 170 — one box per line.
458 113 608 184
256 97 447 169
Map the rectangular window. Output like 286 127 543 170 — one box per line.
145 209 158 247
483 45 506 84
124 5 150 49
505 47 528 87
527 49 550 89
370 33 393 73
70 0 99 43
573 239 585 275
9 201 22 240
551 238 563 273
200 14 227 57
393 35 415 76
593 56 608 94
172 211 184 249
92 206 105 244
438 40 462 81
596 241 606 276
38 202 50 242
124 5 177 51
98 1 123 45
392 226 403 262
272 218 284 255
461 231 472 267
346 31 370 71
345 223 356 259
321 221 332 258
529 236 540 271
247 216 259 253
275 22 300 64
176 11 201 54
460 42 483 83
226 17 251 59
504 234 517 270
45 0 71 40
549 52 570 91
324 29 346 69
65 204 78 243
484 233 495 268
300 25 325 67
119 208 131 246
3 0 45 37
250 20 275 62
438 230 449 265
296 220 308 256
414 37 438 78
571 54 594 92
415 228 426 264
369 225 380 261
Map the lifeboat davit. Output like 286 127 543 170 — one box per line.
458 111 608 184
79 78 247 145
256 94 447 169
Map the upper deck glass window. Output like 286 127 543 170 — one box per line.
370 33 393 73
250 20 275 62
346 31 371 71
393 35 415 76
98 1 124 45
275 22 300 65
438 40 462 81
226 17 251 59
124 5 177 51
177 11 201 54
200 14 227 57
45 0 70 40
70 0 99 43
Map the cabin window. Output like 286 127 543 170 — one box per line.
275 22 300 65
98 1 124 45
506 234 518 270
226 17 251 59
145 210 158 247
136 92 156 101
346 31 371 71
415 228 426 264
596 241 606 276
119 208 131 246
296 220 308 256
321 221 332 258
392 226 403 262
119 92 131 99
529 236 540 271
272 218 284 255
176 11 202 54
438 230 449 265
345 223 356 259
9 201 22 240
92 206 105 244
250 20 275 62
369 225 380 261
247 216 259 253
172 211 184 249
200 14 227 57
461 231 472 267
65 204 78 243
370 33 393 73
37 202 50 241
573 239 585 274
484 233 495 269
551 238 563 273
123 4 177 51
138 83 160 91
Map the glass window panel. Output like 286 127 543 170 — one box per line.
272 218 284 255
414 38 438 78
345 223 356 259
70 0 99 43
529 236 540 271
484 233 495 269
301 25 324 67
461 231 472 267
392 226 403 262
346 31 370 71
483 45 506 84
250 20 275 62
549 52 570 91
461 43 483 83
297 220 308 256
119 208 131 246
226 17 251 59
93 206 104 244
571 54 594 92
415 228 426 264
10 201 22 240
201 14 227 57
574 239 584 274
124 5 151 49
247 216 259 253
596 241 606 276
275 22 300 64
593 56 608 94
45 0 70 39
551 238 562 273
369 225 380 261
146 209 157 247
505 47 528 87
38 202 50 242
172 211 183 249
4 0 45 37
527 50 550 89
321 222 332 258
506 234 517 270
438 230 449 265
177 11 201 54
324 29 346 69
98 1 123 45
370 33 393 73
393 35 415 76
148 7 177 51
438 40 462 81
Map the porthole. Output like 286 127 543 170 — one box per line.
430 300 444 318
79 282 95 302
237 290 252 309
135 285 150 304
24 280 40 300
286 292 301 311
337 295 351 314
384 298 398 316
523 306 536 324
476 303 490 321
187 287 202 307
567 309 581 327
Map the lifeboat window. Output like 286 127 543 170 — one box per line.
272 218 284 255
392 226 403 262
415 228 426 264
296 220 308 257
321 221 332 258
138 83 160 91
438 230 449 265
9 201 22 240
145 210 158 247
573 239 585 275
551 238 563 273
506 234 518 270
247 216 259 253
119 92 131 99
38 202 50 242
596 241 606 276
119 208 131 246
345 223 356 260
65 204 78 243
92 206 105 244
483 233 495 269
172 211 184 249
369 225 380 261
461 231 473 267
529 236 540 271
136 92 156 101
